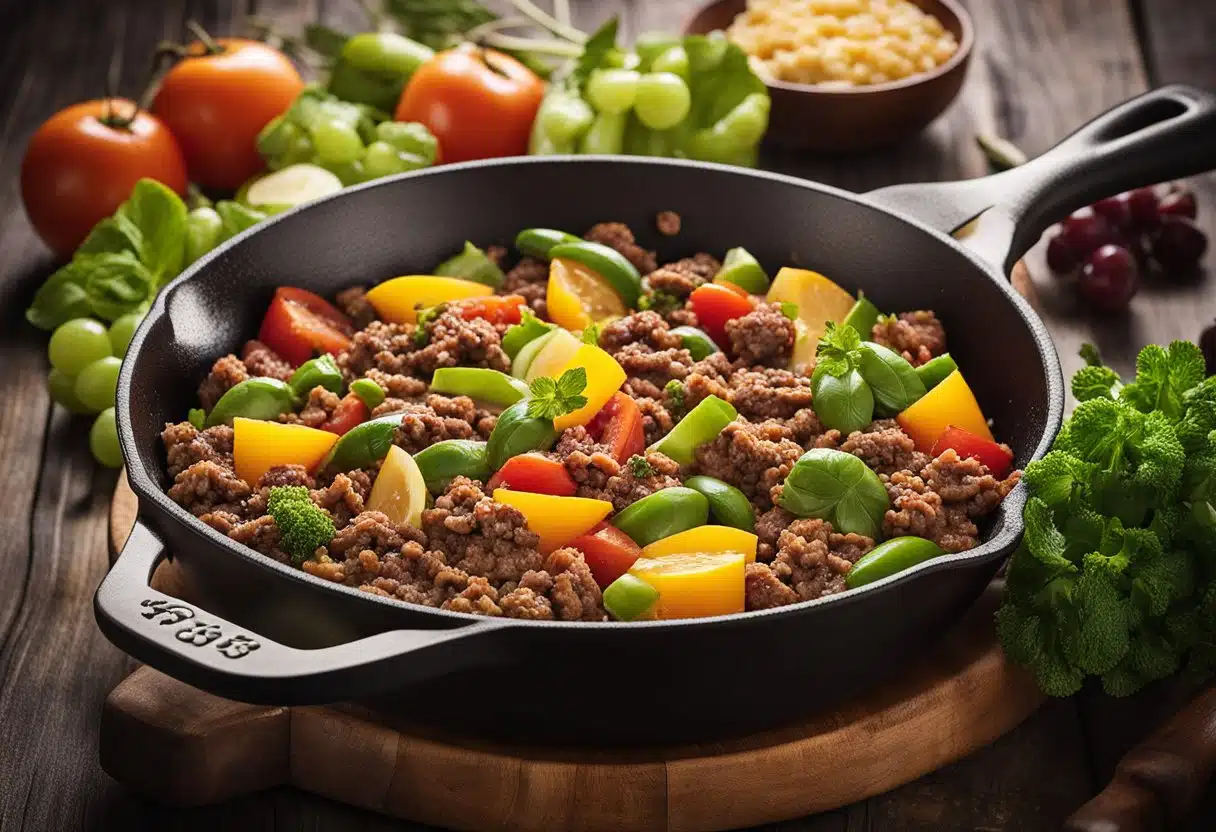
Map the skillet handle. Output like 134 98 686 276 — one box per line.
864 84 1216 273
95 521 510 705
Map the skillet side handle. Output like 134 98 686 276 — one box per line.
95 521 511 705
865 84 1216 273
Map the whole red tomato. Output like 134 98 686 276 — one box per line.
20 99 188 258
153 38 303 190
395 44 544 163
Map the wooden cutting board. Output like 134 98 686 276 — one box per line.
104 469 1044 831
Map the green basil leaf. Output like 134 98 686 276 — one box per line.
25 259 93 330
569 18 619 91
812 368 874 434
779 448 889 539
304 23 350 59
83 252 154 321
857 342 926 416
77 215 143 258
119 179 187 283
216 201 268 238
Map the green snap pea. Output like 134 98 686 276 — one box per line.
857 342 925 416
842 295 881 338
320 412 403 473
845 536 946 589
288 355 343 399
715 247 769 294
327 32 435 112
431 367 528 408
515 228 581 261
414 439 491 493
669 326 719 361
205 378 295 427
811 367 873 434
612 487 709 548
603 574 660 621
350 378 385 409
434 241 505 289
683 475 755 532
648 394 737 465
547 241 643 309
486 400 558 471
916 353 958 391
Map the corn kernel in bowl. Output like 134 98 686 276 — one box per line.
727 0 960 87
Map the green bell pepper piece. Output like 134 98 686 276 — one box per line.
547 240 643 309
603 573 660 621
434 241 505 289
327 32 435 112
287 355 343 399
515 228 580 260
205 378 295 427
683 475 755 532
320 412 404 473
844 536 946 589
350 378 386 409
842 294 881 339
503 308 555 361
413 439 491 493
612 487 709 548
647 394 737 465
915 353 958 391
669 326 719 361
431 368 529 408
715 247 769 293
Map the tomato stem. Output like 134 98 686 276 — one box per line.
186 20 225 55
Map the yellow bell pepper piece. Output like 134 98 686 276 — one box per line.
641 525 758 564
628 551 746 620
364 275 493 324
766 267 855 344
492 489 613 553
549 343 627 430
524 327 582 382
897 369 994 452
233 417 338 486
789 318 816 371
547 257 626 332
366 445 427 528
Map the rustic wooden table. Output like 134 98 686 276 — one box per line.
0 0 1213 829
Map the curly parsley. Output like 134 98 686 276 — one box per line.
628 455 655 478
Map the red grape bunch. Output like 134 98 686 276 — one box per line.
1045 182 1208 311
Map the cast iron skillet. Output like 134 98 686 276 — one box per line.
97 86 1216 747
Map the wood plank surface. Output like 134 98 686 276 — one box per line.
0 0 1212 830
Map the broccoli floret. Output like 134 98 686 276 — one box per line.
1023 450 1094 508
1101 625 1182 696
267 485 335 565
1119 341 1206 421
1072 365 1122 402
996 598 1085 697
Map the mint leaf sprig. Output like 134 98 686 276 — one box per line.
526 367 588 420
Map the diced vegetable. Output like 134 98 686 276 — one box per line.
628 551 746 619
547 240 643 308
715 246 769 293
766 267 855 344
789 318 815 370
931 426 1014 478
503 308 555 360
779 448 889 539
319 412 403 472
487 400 559 470
206 378 295 427
841 294 881 338
319 393 370 436
233 417 338 486
683 475 755 531
915 353 958 391
486 453 577 497
585 391 644 463
350 378 386 409
258 286 354 366
430 367 528 407
413 439 491 494
688 283 753 347
547 256 627 331
602 573 660 621
612 487 709 548
641 524 758 564
435 241 505 289
647 394 737 465
366 445 427 528
896 369 993 452
492 489 613 553
523 326 582 382
515 227 580 260
669 325 719 361
287 355 344 399
548 344 627 430
844 536 946 589
570 522 644 587
364 275 493 324
244 163 343 213
266 486 335 565
456 294 526 326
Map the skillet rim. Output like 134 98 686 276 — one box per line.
116 155 1064 633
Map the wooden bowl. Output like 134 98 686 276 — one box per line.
683 0 975 152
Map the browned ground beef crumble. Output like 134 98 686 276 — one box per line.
164 220 1017 619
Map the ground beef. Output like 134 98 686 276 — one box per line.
882 449 1021 552
727 303 796 368
162 422 235 479
197 354 248 411
338 321 419 378
839 419 930 476
257 465 314 490
226 515 289 563
683 353 733 409
755 506 796 562
328 510 419 560
281 385 342 428
498 585 553 619
242 340 293 381
412 311 511 375
786 408 827 447
393 396 479 454
645 253 721 298
558 427 620 495
501 257 549 318
745 518 874 610
335 286 377 329
363 369 428 400
635 396 675 445
871 311 946 367
585 222 657 274
577 451 682 512
664 303 700 328
599 311 684 354
167 459 252 517
540 547 606 621
312 472 369 528
422 477 544 584
695 420 803 509
656 210 681 236
442 577 504 615
730 367 814 421
614 343 693 396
